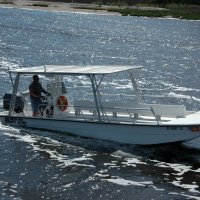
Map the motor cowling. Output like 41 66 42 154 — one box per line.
3 93 24 113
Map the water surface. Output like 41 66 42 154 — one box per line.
0 7 200 200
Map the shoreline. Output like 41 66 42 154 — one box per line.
0 0 200 19
0 0 120 15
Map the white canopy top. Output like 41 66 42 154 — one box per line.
10 65 142 75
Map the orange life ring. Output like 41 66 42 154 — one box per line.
56 95 68 111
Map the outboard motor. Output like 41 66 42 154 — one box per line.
3 93 24 113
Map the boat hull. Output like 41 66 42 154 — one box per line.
1 116 200 145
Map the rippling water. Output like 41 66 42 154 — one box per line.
0 7 200 200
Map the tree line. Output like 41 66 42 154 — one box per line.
34 0 200 5
150 0 200 5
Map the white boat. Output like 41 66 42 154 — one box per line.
0 65 200 145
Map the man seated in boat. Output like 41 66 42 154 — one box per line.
29 75 51 117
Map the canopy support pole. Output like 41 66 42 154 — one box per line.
8 68 14 89
89 74 101 121
9 73 20 116
128 70 144 104
93 75 108 121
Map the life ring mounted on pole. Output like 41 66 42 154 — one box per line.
56 95 68 112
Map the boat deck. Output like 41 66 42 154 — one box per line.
1 108 193 126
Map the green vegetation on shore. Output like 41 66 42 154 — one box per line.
0 0 199 20
32 3 49 7
0 0 13 4
108 4 200 20
73 3 200 20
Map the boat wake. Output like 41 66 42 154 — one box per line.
0 124 96 169
0 123 200 199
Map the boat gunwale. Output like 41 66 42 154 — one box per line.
1 115 200 128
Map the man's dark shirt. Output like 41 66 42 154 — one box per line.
29 81 47 100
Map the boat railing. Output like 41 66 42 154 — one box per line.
72 105 160 124
107 106 160 124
